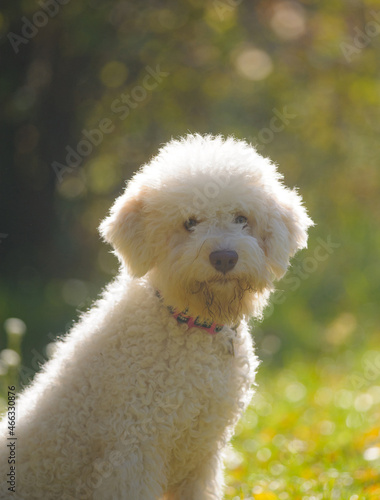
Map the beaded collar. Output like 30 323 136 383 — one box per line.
155 291 224 334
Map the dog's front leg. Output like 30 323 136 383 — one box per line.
86 442 167 500
166 453 224 500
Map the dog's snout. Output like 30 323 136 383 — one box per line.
209 250 238 274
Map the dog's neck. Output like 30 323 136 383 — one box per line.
155 290 227 334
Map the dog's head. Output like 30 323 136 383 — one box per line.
100 134 313 324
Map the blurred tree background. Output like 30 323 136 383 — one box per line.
1 0 379 366
1 0 380 497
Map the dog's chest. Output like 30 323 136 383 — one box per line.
159 326 256 484
162 326 251 401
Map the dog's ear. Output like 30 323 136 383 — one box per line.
263 188 313 280
99 188 154 277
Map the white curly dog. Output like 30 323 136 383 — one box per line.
0 134 312 499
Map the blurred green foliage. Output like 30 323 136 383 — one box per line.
0 0 380 494
1 0 379 366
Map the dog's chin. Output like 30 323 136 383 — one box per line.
186 276 256 325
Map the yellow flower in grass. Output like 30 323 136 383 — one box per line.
253 492 278 500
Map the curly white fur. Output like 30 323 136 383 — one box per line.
0 134 313 499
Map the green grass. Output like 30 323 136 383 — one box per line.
225 350 380 500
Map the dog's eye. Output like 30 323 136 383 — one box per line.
234 215 248 225
184 218 198 231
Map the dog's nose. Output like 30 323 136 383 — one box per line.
209 250 238 274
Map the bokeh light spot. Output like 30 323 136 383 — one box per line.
100 61 128 88
57 176 86 199
86 154 121 194
62 279 88 307
270 1 306 40
4 318 26 336
285 381 306 402
234 47 273 81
